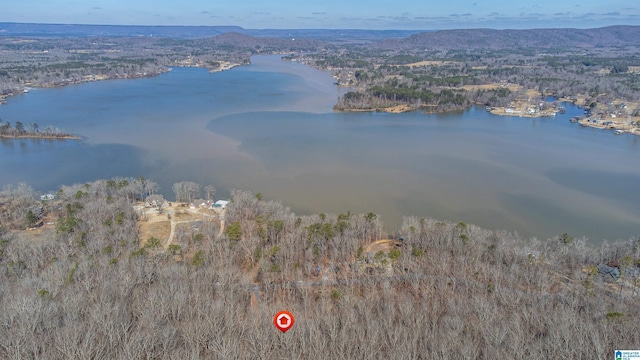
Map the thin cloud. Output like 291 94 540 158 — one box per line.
495 15 541 20
414 16 449 20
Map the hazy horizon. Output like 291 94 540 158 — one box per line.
2 21 639 31
1 0 638 30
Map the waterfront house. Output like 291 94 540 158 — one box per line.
214 200 230 209
40 194 55 201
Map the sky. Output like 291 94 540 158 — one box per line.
1 0 638 30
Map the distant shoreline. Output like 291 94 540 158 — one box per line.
0 134 80 140
0 63 244 105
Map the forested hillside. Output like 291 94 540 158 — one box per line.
0 179 638 358
374 25 640 50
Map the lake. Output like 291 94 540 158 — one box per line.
1 55 638 242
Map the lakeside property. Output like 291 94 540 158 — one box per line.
575 102 640 135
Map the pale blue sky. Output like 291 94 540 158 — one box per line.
1 0 638 29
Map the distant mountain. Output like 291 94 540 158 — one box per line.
0 22 240 38
195 32 325 49
5 22 636 48
241 29 424 42
0 22 422 42
374 26 640 50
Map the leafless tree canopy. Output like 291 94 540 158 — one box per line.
0 179 638 359
204 185 216 201
172 181 201 203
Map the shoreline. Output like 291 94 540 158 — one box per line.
208 62 242 73
0 63 244 105
3 58 639 138
488 107 558 118
0 70 169 105
577 119 639 135
0 134 81 140
337 99 640 136
334 104 460 114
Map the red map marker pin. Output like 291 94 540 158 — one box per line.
274 310 294 333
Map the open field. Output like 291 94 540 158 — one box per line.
135 202 222 249
138 219 171 247
460 83 522 92
393 60 452 68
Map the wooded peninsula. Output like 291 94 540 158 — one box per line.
0 119 77 139
0 177 638 358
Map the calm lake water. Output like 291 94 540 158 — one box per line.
1 55 639 242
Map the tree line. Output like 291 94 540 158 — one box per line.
0 118 74 139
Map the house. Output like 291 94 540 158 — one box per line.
191 198 212 208
145 194 165 207
214 200 230 209
190 199 225 210
40 194 55 201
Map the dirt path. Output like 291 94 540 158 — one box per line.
135 202 226 249
165 219 195 249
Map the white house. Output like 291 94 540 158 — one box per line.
214 200 230 209
40 194 55 201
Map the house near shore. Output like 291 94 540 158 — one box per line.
186 199 231 210
40 194 55 201
145 194 165 207
214 200 230 209
190 199 212 209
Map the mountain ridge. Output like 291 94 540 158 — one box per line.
374 25 640 50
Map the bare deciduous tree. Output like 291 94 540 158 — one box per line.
204 185 216 201
172 181 201 203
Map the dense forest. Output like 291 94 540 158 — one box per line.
0 178 638 358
